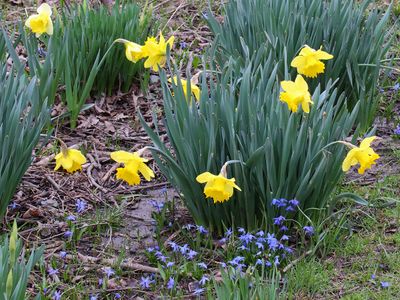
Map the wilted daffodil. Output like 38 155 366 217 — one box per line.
291 45 333 78
342 136 380 175
55 147 87 173
196 162 241 203
110 150 155 186
279 75 313 113
141 32 175 72
116 39 145 63
25 3 53 37
168 76 201 101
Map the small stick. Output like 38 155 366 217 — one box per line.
45 174 61 191
65 253 160 274
282 249 313 273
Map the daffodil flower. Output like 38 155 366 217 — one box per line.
116 39 146 63
110 150 155 186
196 163 241 203
291 45 333 78
25 3 53 37
279 75 313 113
168 76 201 101
342 136 380 174
141 32 175 72
55 148 87 173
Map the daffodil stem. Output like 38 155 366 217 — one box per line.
98 40 119 69
309 140 355 164
220 160 243 177
137 146 149 157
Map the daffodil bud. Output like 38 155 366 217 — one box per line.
9 220 18 265
6 270 13 297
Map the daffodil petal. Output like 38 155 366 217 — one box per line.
196 172 216 183
110 150 136 164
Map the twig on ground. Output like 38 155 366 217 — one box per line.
45 174 61 191
64 253 160 274
283 249 313 273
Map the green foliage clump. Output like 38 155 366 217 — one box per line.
0 32 49 219
142 53 360 231
0 222 44 300
207 0 391 129
46 2 153 128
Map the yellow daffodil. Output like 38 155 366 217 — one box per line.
110 150 154 186
279 75 313 113
342 136 380 175
141 32 175 72
116 39 146 63
25 3 53 37
196 172 241 203
291 45 333 78
55 148 86 173
168 76 201 101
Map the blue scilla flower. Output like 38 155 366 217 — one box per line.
193 288 205 295
52 291 61 300
394 125 400 135
273 216 286 226
199 275 209 286
271 198 287 207
256 242 264 250
381 281 390 288
256 230 265 237
186 249 198 260
167 277 175 290
280 235 289 241
179 244 190 254
225 227 233 237
166 261 175 268
267 233 279 251
238 227 246 234
239 233 255 245
197 225 208 234
238 245 250 251
197 262 208 269
76 199 87 213
303 226 315 236
280 225 289 232
167 241 180 252
140 276 154 289
229 256 245 266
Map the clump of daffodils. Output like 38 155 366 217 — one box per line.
110 149 155 186
116 31 174 72
342 136 380 174
54 144 87 173
196 162 241 203
25 3 53 37
290 45 333 78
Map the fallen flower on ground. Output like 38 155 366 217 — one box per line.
54 147 87 173
110 150 155 186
